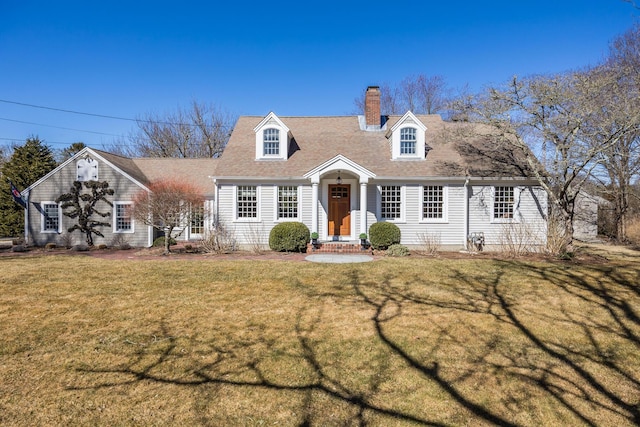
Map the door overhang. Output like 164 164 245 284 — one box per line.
303 154 376 184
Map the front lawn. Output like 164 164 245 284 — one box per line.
0 248 638 426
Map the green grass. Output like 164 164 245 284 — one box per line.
0 248 639 426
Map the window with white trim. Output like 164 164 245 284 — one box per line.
41 202 60 232
263 129 280 156
190 204 204 235
278 186 298 219
423 185 444 220
237 186 258 219
381 185 402 220
114 202 133 233
494 186 515 219
400 128 416 155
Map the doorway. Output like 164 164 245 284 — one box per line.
328 184 350 237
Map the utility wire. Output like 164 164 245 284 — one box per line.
0 99 138 122
0 117 123 137
0 98 234 129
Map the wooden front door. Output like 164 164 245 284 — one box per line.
328 184 350 236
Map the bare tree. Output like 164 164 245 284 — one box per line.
453 68 639 252
124 101 236 158
354 75 448 116
409 74 447 114
589 23 640 241
131 179 205 254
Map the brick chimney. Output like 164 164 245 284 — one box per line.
365 86 381 128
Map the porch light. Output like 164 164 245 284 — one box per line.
336 170 342 185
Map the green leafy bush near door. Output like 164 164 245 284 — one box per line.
269 222 310 252
368 222 401 250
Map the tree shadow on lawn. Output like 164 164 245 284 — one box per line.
68 262 640 426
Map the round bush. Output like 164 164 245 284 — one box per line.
269 222 310 252
369 222 401 250
386 244 410 257
153 236 177 247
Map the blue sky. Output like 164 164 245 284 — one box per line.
0 1 638 151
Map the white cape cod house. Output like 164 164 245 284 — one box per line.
22 87 548 250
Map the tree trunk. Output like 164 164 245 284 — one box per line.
85 230 94 246
164 228 172 255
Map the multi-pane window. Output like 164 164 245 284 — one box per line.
237 186 258 219
400 127 416 155
423 186 444 219
381 185 402 220
42 203 59 232
115 203 133 232
190 205 204 235
278 186 298 219
494 186 515 219
263 128 280 155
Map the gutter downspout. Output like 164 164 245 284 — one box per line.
464 177 470 250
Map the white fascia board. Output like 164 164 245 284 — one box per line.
389 111 427 133
252 112 290 134
23 147 150 195
303 154 376 180
22 146 92 194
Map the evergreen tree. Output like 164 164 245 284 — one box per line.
56 181 114 246
0 137 57 237
57 142 87 163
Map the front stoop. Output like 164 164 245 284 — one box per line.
307 241 371 254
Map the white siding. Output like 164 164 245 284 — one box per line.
369 183 467 247
468 184 547 250
217 182 312 247
216 180 548 251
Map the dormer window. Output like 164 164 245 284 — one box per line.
254 112 290 160
388 111 427 160
400 128 416 155
263 128 280 156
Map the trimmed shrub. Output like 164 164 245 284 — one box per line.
269 222 310 252
386 244 410 257
369 222 401 250
153 236 177 247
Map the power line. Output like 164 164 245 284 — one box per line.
0 99 138 122
0 117 124 137
0 137 131 147
0 98 235 129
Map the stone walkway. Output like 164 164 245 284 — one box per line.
305 254 374 263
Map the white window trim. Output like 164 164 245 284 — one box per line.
40 201 61 233
377 184 405 223
274 185 301 222
113 201 135 234
187 202 206 239
399 127 418 157
419 185 449 223
491 186 521 223
254 113 290 161
234 185 261 223
389 112 427 160
262 128 281 157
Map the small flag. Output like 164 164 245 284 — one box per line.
9 180 27 209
